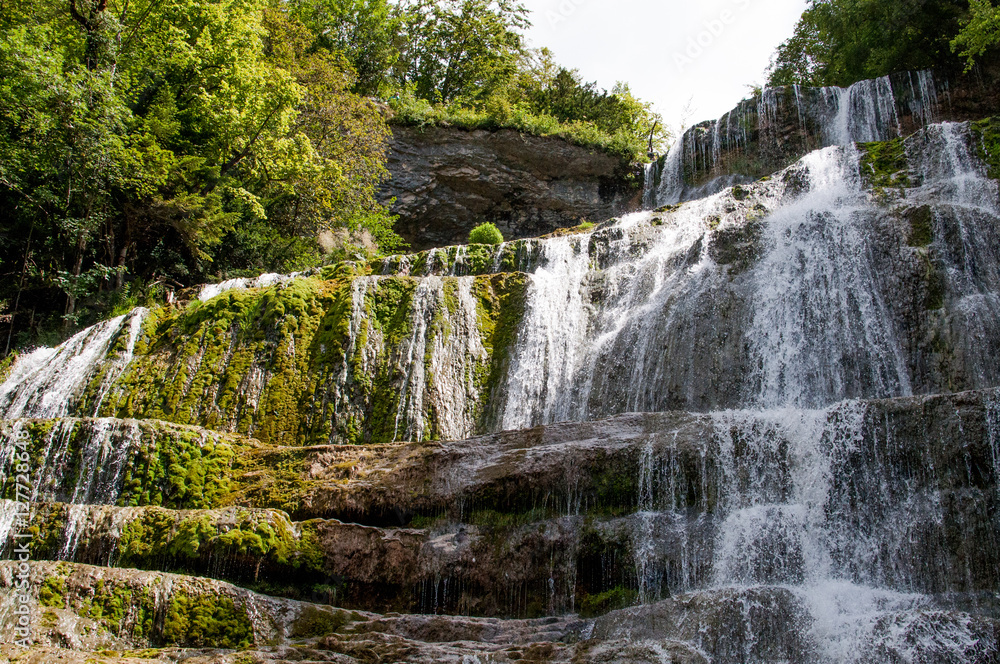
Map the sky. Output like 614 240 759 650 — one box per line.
518 0 809 136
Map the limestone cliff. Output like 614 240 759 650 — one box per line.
380 125 643 250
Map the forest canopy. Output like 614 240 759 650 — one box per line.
0 0 664 351
765 0 1000 87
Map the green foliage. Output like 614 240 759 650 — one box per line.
0 0 399 348
291 0 400 95
767 0 968 87
952 0 1000 70
469 223 504 245
389 88 659 162
393 0 529 105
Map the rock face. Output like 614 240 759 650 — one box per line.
646 64 1000 207
381 124 643 250
5 72 1000 663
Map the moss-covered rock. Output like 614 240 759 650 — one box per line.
709 218 766 274
0 561 352 649
971 116 1000 180
64 267 531 447
858 137 910 195
2 418 248 509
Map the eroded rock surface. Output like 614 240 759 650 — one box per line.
381 125 643 250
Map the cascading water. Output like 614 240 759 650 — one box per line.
501 235 593 430
391 276 488 442
646 71 940 209
0 308 147 420
747 146 912 407
3 70 1000 662
198 272 307 302
0 418 144 506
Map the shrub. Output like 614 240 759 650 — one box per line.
469 223 504 245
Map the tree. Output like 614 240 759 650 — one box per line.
0 0 399 345
767 0 968 87
394 0 529 104
952 0 1000 70
290 0 400 96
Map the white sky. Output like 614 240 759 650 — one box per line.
519 0 809 136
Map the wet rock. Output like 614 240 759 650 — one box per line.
592 587 818 664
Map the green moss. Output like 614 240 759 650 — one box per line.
473 273 529 429
113 507 325 583
577 586 638 618
23 504 65 556
39 576 66 608
161 591 254 649
655 204 683 214
540 221 597 239
289 605 350 638
971 116 1000 180
84 580 144 635
25 253 532 448
0 351 16 384
904 205 934 247
858 138 910 196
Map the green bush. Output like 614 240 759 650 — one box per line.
469 223 504 245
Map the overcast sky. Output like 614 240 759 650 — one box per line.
519 0 809 136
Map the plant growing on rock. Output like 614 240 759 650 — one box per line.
469 223 504 245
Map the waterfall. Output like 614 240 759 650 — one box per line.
0 418 144 506
392 276 488 442
198 271 306 302
4 71 1000 662
747 146 912 407
646 71 940 209
910 122 1000 390
91 307 148 415
615 398 1000 660
0 308 147 420
501 235 593 430
830 75 901 144
0 499 21 555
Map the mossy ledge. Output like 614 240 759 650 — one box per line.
20 501 660 617
1 561 359 649
70 267 529 446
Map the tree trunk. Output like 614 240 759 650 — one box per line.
64 231 88 333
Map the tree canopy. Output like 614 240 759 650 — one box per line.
767 0 971 87
0 0 665 351
0 0 398 346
